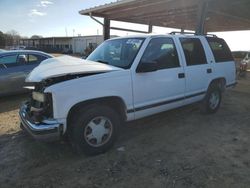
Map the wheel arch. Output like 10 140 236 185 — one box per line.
208 77 226 92
66 96 128 130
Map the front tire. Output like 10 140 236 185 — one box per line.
69 105 120 155
201 84 222 114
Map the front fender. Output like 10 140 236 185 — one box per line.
45 70 133 120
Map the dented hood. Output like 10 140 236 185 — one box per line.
26 56 122 82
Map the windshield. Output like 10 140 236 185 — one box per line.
87 38 145 69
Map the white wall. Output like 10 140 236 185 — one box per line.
72 35 103 54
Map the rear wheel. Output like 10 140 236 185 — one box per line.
201 84 222 114
69 105 120 155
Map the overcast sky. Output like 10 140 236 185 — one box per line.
0 0 250 51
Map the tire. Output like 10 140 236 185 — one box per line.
201 83 222 114
68 105 120 155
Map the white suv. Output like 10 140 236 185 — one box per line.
19 34 236 155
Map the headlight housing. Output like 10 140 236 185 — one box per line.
32 92 46 102
31 92 54 120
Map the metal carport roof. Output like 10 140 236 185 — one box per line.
79 0 250 39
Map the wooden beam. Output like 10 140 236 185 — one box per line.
101 0 199 20
110 27 149 34
103 18 110 40
195 1 208 34
148 24 153 33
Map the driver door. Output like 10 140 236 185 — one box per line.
131 37 186 119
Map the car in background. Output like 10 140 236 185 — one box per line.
0 50 53 96
0 49 6 53
232 51 250 74
10 46 26 50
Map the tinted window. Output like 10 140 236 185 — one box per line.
180 38 207 66
0 54 19 67
140 37 180 70
28 54 47 64
0 55 18 64
206 37 233 62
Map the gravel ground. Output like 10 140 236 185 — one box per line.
0 73 250 188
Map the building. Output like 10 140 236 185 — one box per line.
20 37 73 53
19 35 118 54
72 35 103 54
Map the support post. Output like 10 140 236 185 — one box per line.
103 18 110 41
195 1 208 35
148 24 153 33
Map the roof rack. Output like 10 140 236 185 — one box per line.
169 31 217 37
170 31 195 35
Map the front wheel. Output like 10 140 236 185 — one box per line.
201 84 222 114
69 105 121 155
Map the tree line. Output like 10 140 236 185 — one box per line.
0 30 22 48
0 30 44 49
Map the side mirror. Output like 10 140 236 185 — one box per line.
136 60 158 73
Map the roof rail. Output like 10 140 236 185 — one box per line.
169 31 217 37
205 33 218 38
170 31 195 35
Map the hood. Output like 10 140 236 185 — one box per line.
26 55 122 82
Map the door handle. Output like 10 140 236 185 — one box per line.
178 73 185 79
207 68 212 74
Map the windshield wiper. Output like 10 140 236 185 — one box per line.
95 59 109 65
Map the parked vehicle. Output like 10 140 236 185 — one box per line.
10 46 26 50
0 50 53 96
19 34 236 155
0 49 6 53
232 51 249 75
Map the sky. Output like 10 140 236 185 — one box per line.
0 0 250 51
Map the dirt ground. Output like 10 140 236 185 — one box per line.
0 73 250 188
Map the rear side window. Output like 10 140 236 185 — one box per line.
180 38 207 66
206 37 233 63
28 54 47 64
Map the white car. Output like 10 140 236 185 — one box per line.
19 34 236 155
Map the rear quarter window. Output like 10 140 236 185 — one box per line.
28 54 48 64
206 37 233 63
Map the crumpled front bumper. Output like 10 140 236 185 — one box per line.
19 102 63 141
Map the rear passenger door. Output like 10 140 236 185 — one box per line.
178 37 212 102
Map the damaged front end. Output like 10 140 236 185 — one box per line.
19 56 122 141
19 72 103 141
19 81 62 141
